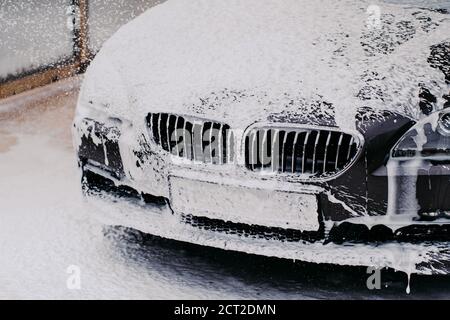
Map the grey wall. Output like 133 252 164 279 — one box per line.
0 0 74 81
0 0 162 82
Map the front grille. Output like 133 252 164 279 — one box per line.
244 127 361 178
147 113 233 164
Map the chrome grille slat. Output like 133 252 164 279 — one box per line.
208 123 214 164
227 129 233 164
302 131 310 174
166 114 171 153
174 116 180 156
261 129 268 169
311 131 321 174
347 136 354 161
335 133 343 170
147 113 231 164
199 123 205 162
160 114 165 148
281 132 288 172
218 124 224 164
323 131 331 173
183 120 188 159
192 122 197 161
291 132 299 173
250 131 257 170
244 126 361 180
271 129 279 172
148 113 154 142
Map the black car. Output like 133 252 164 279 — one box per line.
73 0 450 274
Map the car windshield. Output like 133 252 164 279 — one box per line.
382 0 450 11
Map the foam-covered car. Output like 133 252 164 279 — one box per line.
73 0 450 274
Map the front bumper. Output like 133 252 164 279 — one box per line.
80 168 450 275
74 116 450 274
82 177 449 275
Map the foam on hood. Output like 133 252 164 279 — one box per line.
79 0 450 131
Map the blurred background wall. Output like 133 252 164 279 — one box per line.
0 0 161 99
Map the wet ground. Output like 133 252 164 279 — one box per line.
0 78 449 299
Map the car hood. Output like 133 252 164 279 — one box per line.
79 0 450 132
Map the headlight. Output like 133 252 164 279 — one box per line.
438 112 450 136
392 111 450 158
